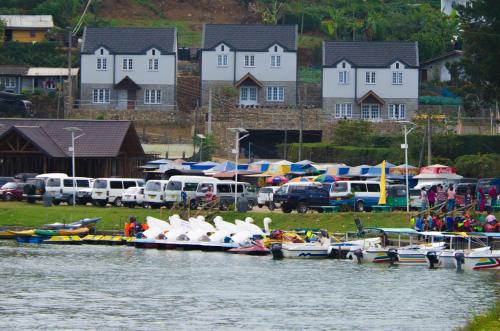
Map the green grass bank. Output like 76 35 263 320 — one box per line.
461 301 500 331
0 202 414 233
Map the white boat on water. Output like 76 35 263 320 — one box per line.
427 233 500 271
328 237 381 258
271 238 331 259
346 228 446 265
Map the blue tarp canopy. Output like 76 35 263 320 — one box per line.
190 161 219 170
206 161 237 173
362 162 396 177
290 160 314 172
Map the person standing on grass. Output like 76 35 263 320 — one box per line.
488 186 497 207
421 187 428 211
428 186 436 208
447 185 456 212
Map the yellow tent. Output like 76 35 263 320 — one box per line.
378 160 387 205
263 160 292 176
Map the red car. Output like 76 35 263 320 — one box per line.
0 182 25 201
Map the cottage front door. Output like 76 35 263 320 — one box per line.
127 89 136 110
117 90 127 110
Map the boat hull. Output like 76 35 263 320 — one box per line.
459 256 500 271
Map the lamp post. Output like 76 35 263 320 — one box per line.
228 128 249 211
398 121 416 213
196 134 206 162
63 127 84 206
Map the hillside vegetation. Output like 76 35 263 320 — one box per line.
0 0 456 60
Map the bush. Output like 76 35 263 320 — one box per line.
331 120 374 147
455 154 500 178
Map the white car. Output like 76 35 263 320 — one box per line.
257 186 280 209
122 187 145 208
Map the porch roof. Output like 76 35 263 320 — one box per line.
235 73 263 88
357 90 385 105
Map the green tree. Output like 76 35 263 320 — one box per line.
331 120 374 147
321 7 345 39
257 0 286 25
455 154 500 178
0 18 5 44
193 134 217 162
458 0 500 104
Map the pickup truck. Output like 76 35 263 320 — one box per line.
273 183 331 213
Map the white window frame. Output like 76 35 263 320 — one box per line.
361 104 380 120
392 71 403 85
335 103 352 119
144 90 161 105
217 54 228 67
266 87 284 102
365 71 376 84
271 55 281 68
122 58 133 71
244 55 255 68
92 88 110 104
96 57 107 71
5 77 16 88
240 86 258 104
338 71 349 85
389 104 406 120
148 58 159 71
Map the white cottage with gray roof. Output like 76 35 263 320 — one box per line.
80 27 177 111
200 24 298 107
322 41 419 121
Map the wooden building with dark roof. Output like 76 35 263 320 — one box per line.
0 119 146 178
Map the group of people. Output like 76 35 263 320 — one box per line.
412 212 499 233
420 184 498 213
124 216 149 237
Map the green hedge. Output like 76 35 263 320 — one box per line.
0 42 77 67
283 143 403 164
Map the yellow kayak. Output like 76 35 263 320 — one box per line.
7 229 36 236
59 227 89 236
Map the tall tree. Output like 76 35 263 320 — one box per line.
458 0 500 104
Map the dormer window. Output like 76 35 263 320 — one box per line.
274 45 278 52
221 45 225 51
342 62 346 69
396 62 400 69
100 48 104 55
152 49 156 56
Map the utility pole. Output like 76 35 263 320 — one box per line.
427 112 432 166
67 27 73 117
283 110 288 160
207 88 212 134
298 106 303 161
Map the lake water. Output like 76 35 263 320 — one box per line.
1 241 499 331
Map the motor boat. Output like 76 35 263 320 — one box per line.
271 238 331 259
328 237 381 259
227 240 270 256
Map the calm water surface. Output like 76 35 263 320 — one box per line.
0 241 499 331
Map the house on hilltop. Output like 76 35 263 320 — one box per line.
322 41 419 121
0 65 79 94
0 15 53 42
80 27 177 111
200 24 298 107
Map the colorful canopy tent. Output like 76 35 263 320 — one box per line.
204 161 237 175
313 174 337 183
326 163 351 176
361 162 396 177
413 164 463 180
266 176 289 185
264 160 292 176
248 160 270 172
290 160 314 172
190 161 219 170
289 177 312 183
212 170 260 179
348 165 371 177
387 164 419 180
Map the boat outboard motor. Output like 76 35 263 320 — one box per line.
353 249 364 264
387 248 398 265
271 243 283 260
426 251 439 269
454 252 465 272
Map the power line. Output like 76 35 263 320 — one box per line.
72 0 92 36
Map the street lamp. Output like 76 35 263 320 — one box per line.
397 121 417 213
228 128 249 211
196 134 206 162
63 126 84 206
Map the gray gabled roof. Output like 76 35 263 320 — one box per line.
81 27 176 55
0 119 144 158
202 24 297 51
323 41 419 68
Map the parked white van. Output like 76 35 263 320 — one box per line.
163 176 220 209
143 180 170 208
45 176 93 205
91 178 145 207
329 180 381 212
196 181 258 210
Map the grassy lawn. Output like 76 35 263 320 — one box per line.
461 301 500 331
0 202 413 233
298 66 322 83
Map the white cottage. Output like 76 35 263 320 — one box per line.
200 24 298 107
80 27 177 111
322 41 419 121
